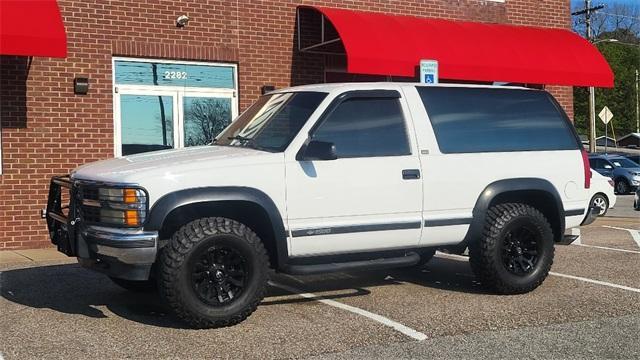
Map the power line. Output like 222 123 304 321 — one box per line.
599 12 640 20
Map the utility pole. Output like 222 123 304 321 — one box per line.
636 69 640 133
572 1 605 152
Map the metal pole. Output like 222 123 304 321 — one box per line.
586 0 597 153
605 115 608 154
636 69 640 133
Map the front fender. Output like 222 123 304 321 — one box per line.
144 186 288 266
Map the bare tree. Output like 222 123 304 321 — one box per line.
573 1 640 41
184 98 231 146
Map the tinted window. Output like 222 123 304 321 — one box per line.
417 87 579 153
611 158 639 168
312 98 410 158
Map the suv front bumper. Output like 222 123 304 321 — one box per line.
77 226 158 280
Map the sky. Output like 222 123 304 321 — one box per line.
571 0 638 7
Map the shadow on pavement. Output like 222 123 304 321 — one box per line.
0 256 484 328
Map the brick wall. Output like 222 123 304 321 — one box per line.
0 0 572 250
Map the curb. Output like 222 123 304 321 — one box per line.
0 248 70 265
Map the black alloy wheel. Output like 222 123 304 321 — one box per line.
190 245 248 306
500 225 541 276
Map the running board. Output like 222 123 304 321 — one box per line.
283 252 420 275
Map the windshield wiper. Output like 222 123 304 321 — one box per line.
227 135 260 149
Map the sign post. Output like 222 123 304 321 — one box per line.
420 60 438 84
598 106 613 154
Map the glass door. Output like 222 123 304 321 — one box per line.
115 89 179 156
179 92 236 148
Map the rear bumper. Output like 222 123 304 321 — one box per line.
580 205 600 226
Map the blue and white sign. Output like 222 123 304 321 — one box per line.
420 60 439 84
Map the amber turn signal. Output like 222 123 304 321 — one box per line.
124 209 139 226
124 188 138 204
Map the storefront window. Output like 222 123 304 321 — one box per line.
113 58 237 156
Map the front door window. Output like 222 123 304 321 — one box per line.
113 58 237 156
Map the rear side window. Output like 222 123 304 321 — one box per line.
417 87 579 153
312 97 410 158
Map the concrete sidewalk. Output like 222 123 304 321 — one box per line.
0 248 69 265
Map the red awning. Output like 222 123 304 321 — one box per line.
0 0 67 58
297 6 614 88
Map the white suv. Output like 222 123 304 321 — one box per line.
46 83 598 328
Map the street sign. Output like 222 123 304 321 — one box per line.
420 60 438 84
598 106 613 124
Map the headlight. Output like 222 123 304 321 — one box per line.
80 186 148 227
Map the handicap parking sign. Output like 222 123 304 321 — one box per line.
420 60 438 85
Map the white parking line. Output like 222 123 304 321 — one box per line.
573 243 640 254
549 272 640 294
269 281 428 341
602 225 640 248
435 253 640 294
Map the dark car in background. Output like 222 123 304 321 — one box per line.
622 153 640 165
588 154 640 194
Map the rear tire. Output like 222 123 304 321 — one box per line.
590 193 609 217
109 277 157 293
469 203 554 295
159 217 269 329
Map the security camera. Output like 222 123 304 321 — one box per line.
176 15 189 27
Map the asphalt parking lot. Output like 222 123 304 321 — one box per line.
1 196 638 359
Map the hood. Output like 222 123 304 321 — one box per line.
72 145 280 184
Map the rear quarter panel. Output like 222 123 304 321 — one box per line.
402 85 589 246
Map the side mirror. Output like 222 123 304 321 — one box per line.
299 140 337 161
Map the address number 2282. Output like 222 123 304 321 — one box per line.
163 71 187 80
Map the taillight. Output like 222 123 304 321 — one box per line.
581 148 591 189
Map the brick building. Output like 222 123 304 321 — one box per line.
0 0 609 250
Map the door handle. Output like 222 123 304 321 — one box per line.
402 169 421 180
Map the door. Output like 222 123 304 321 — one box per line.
112 58 238 156
285 92 423 257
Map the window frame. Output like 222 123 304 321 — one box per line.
298 89 412 160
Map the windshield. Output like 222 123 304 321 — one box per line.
214 91 327 152
611 158 639 168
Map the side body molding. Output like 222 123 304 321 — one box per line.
463 178 566 244
144 187 288 267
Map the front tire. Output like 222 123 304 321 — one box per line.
469 203 554 295
590 193 609 217
159 217 269 328
615 179 629 194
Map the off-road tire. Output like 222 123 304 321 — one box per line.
109 277 157 293
158 217 269 329
469 203 554 294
